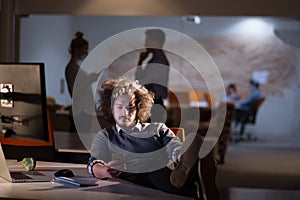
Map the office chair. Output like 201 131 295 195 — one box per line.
188 90 202 103
170 127 185 142
168 91 190 105
236 96 266 141
215 102 235 164
204 91 214 108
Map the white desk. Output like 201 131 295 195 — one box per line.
0 160 191 200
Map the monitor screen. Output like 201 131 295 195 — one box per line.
0 63 55 161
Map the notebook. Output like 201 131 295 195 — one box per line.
0 144 52 183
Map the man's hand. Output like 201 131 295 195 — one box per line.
107 158 127 177
107 167 122 177
138 51 150 65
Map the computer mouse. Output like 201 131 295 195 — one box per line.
54 169 74 177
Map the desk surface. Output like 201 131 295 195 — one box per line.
0 160 191 200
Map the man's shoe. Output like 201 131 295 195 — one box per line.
170 160 194 188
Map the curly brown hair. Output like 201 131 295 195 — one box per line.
97 78 154 126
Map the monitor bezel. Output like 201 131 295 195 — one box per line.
0 62 56 161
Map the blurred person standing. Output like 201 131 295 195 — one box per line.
65 31 89 98
65 32 99 132
135 29 170 107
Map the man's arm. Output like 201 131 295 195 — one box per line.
135 51 151 82
91 161 121 179
159 124 182 162
138 51 150 66
88 130 120 179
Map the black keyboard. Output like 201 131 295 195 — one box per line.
24 171 44 176
10 172 32 180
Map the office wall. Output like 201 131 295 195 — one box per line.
19 15 300 136
19 15 73 105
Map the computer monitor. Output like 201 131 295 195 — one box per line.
0 63 56 161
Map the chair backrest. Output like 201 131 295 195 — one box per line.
255 96 266 111
214 102 235 163
238 93 244 100
170 127 185 142
250 96 266 124
188 90 201 102
204 91 214 107
168 91 190 105
223 102 235 130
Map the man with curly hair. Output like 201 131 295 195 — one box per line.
87 78 219 200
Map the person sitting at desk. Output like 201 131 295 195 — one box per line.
87 78 219 200
234 79 261 135
224 83 240 102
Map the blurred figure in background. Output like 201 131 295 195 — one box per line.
135 29 170 107
135 29 170 123
65 32 99 132
234 79 261 135
224 83 240 102
65 31 89 98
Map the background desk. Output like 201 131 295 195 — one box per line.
0 160 191 200
166 105 211 136
54 131 90 164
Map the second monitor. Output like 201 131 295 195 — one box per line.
0 63 56 161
